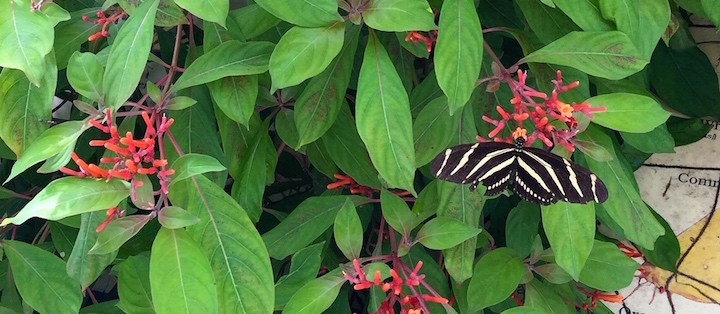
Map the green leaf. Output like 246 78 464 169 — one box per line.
5 120 88 183
666 117 713 146
505 202 540 259
295 25 361 147
150 227 218 313
89 214 154 255
0 55 55 157
263 195 367 259
254 0 342 28
516 0 579 44
1 178 130 226
282 270 345 314
599 0 669 59
168 176 273 313
380 189 416 237
4 240 82 314
306 141 338 178
131 174 155 210
577 126 665 249
275 242 324 308
533 263 573 284
269 24 345 91
116 254 153 314
275 109 300 149
54 9 101 69
166 95 198 111
523 31 647 80
0 0 55 85
552 0 613 32
416 216 481 250
118 0 187 27
231 121 271 222
413 97 457 167
228 4 280 39
649 43 720 119
703 0 720 25
435 0 483 114
639 208 680 272
333 199 363 260
579 240 639 291
435 180 485 282
208 75 258 127
67 52 104 101
103 0 159 110
363 0 436 32
174 0 228 27
171 40 274 92
170 153 227 185
158 206 200 229
467 248 526 311
321 104 381 188
67 211 119 290
621 124 675 153
357 32 416 193
588 93 670 133
541 202 595 280
525 279 574 314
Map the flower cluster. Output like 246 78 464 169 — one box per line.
61 109 174 231
481 70 605 152
83 9 126 42
343 259 447 314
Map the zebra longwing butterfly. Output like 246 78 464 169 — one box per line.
431 137 608 205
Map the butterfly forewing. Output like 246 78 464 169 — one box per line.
431 141 609 204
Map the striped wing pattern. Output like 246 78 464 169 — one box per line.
430 142 608 205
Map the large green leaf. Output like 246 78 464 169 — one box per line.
208 75 258 127
0 55 55 157
436 180 485 282
102 0 159 110
4 240 82 314
228 4 280 39
541 202 595 280
269 24 345 91
5 120 88 183
363 0 436 32
516 0 579 44
67 211 119 290
231 121 271 222
434 0 483 113
174 0 228 27
54 9 101 69
413 97 457 167
275 243 324 308
294 25 360 147
599 0 669 59
552 0 613 31
171 41 274 92
621 124 675 153
356 32 416 193
321 103 381 188
254 0 342 28
0 178 130 226
467 248 526 311
117 254 154 313
588 93 670 133
334 199 363 260
0 0 59 85
262 195 367 259
89 214 154 255
416 216 481 250
67 52 104 101
523 31 647 80
282 270 345 314
577 126 664 249
579 240 639 291
168 175 274 313
170 153 227 185
505 202 540 259
524 279 574 314
380 189 416 237
150 227 218 313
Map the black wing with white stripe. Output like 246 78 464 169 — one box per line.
430 142 608 205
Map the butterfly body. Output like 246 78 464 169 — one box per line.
431 140 608 205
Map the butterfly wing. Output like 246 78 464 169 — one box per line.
521 147 608 204
430 142 517 191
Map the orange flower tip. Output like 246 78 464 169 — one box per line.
160 169 174 176
422 295 449 304
89 140 107 146
373 271 382 284
142 111 152 125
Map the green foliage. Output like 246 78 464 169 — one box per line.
0 1 717 313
